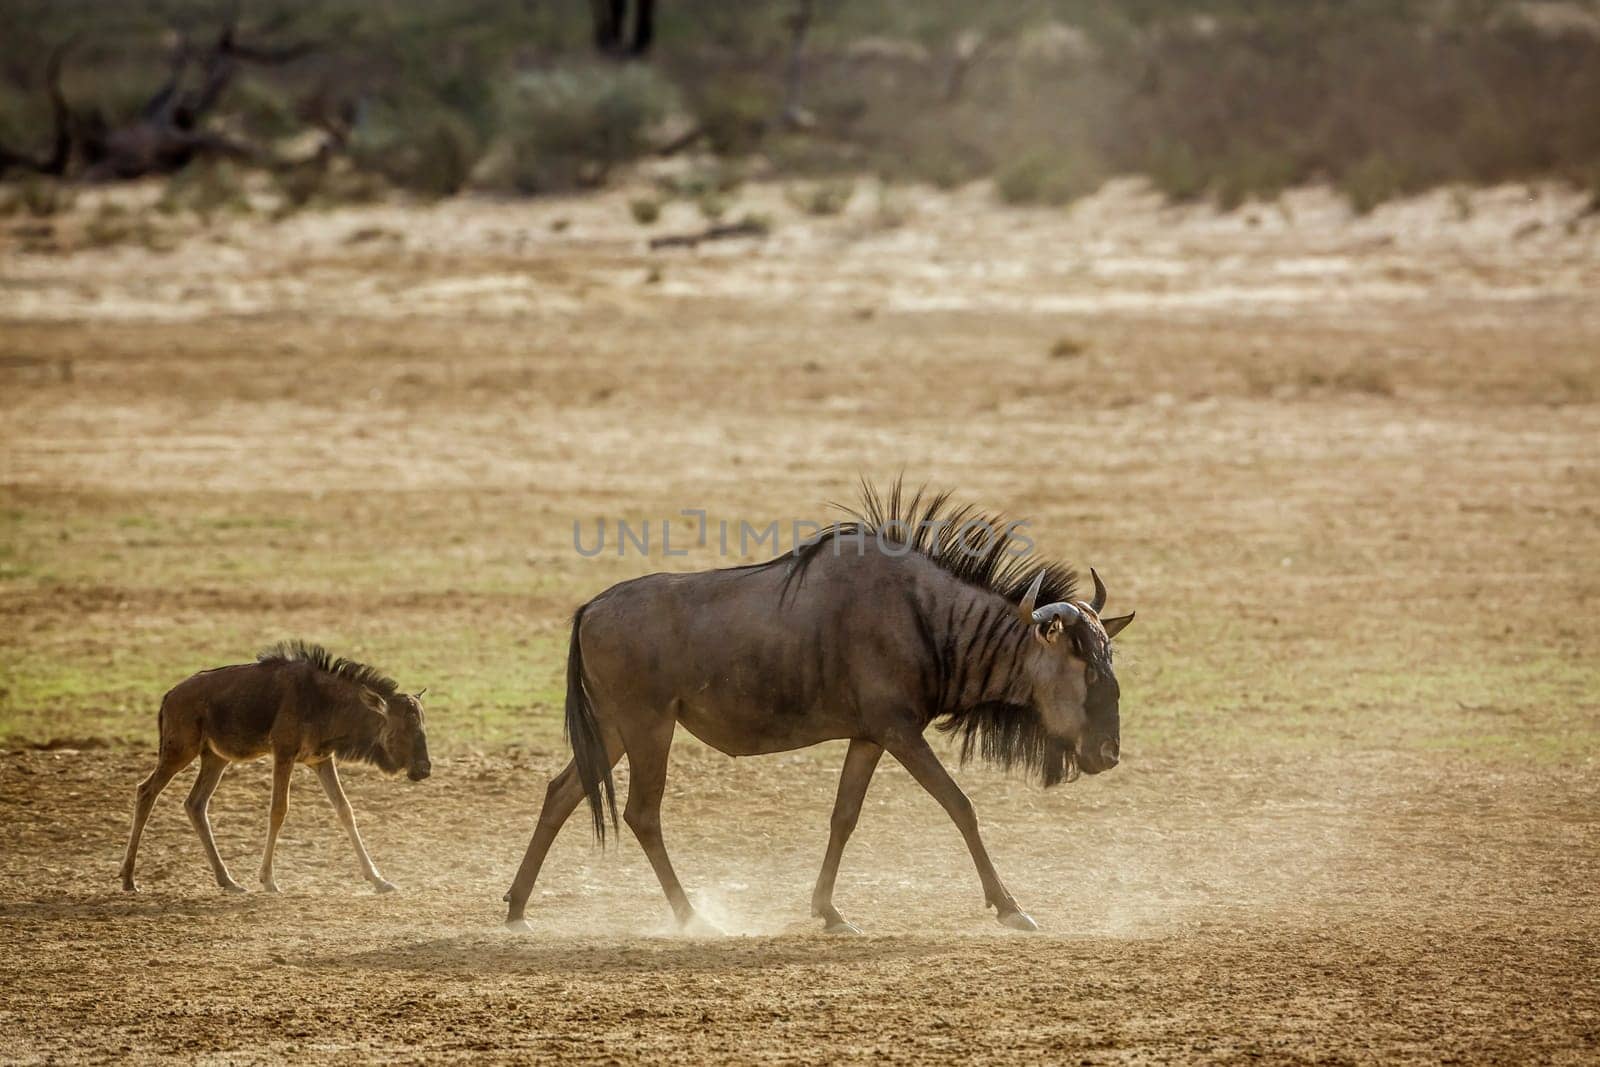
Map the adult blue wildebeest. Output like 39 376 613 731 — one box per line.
504 483 1134 933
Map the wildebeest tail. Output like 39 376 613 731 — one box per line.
564 603 617 844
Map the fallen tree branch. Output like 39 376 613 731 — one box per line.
648 217 770 250
3 11 319 183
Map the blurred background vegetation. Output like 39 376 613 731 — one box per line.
2 0 1599 212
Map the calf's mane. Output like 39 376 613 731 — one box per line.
257 640 400 699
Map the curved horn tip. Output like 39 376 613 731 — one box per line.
1089 567 1107 614
1018 571 1046 622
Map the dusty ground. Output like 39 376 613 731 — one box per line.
1 176 1597 1063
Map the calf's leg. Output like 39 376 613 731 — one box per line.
811 738 883 934
258 753 294 893
120 743 199 892
885 734 1037 931
315 758 392 893
186 749 243 892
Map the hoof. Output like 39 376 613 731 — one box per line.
220 880 247 895
505 917 533 933
121 881 137 893
998 909 1039 932
371 879 397 894
823 918 862 935
259 881 280 895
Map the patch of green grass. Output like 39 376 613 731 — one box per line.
3 490 1594 767
1128 612 1600 764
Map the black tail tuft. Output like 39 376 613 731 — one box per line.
564 604 617 844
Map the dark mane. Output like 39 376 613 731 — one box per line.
784 478 1086 787
787 476 1078 606
256 640 400 699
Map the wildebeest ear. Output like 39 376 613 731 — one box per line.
1101 612 1135 638
1039 616 1066 644
359 688 388 714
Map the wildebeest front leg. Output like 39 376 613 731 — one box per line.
315 759 393 893
186 750 244 892
258 753 293 893
811 738 883 934
886 735 1038 931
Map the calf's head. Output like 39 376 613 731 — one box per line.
1020 568 1134 777
363 688 432 781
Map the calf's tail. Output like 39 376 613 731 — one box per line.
565 603 617 844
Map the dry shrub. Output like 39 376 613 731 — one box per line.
996 151 1101 206
349 99 483 198
156 162 252 223
629 197 662 225
786 179 855 215
493 65 675 194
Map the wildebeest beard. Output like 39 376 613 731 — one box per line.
335 732 404 775
937 700 1080 786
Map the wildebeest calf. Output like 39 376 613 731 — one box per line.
119 641 431 894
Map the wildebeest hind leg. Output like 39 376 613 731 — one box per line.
119 741 199 892
185 750 243 893
623 722 709 932
886 734 1038 931
811 738 883 934
503 753 621 930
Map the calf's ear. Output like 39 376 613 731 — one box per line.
1101 612 1135 638
359 688 388 714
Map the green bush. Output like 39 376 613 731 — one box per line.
270 163 389 215
995 150 1102 206
786 179 855 216
156 162 251 222
229 81 303 141
653 159 745 201
496 65 675 194
13 177 73 218
629 196 661 224
350 99 483 198
1339 155 1412 215
5 2 1600 215
682 73 774 156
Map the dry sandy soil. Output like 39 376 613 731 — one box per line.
1 176 1597 1063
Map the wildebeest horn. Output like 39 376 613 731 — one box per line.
1018 572 1045 621
1089 567 1107 614
1020 571 1084 628
1032 601 1083 627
